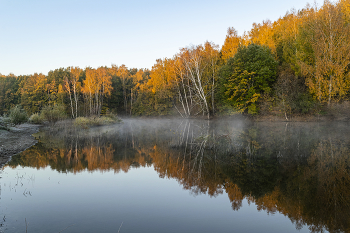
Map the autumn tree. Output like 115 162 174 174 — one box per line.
273 9 303 67
297 1 350 104
220 44 277 114
70 67 82 118
64 75 75 118
201 41 220 115
130 69 150 115
221 27 244 62
96 66 112 115
82 68 97 115
0 74 20 115
248 20 276 52
47 68 70 106
117 64 129 113
340 0 350 23
108 65 123 112
19 73 50 114
174 43 219 119
147 58 176 115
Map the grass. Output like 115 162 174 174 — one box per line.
74 116 121 128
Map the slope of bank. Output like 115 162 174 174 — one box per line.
0 123 40 168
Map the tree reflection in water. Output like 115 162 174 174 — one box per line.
5 119 350 233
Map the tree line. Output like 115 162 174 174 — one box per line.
1 0 350 118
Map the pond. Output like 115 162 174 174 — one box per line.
1 119 350 233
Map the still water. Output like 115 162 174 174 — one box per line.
1 119 350 233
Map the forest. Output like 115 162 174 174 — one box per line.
1 0 350 120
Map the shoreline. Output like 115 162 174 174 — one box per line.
0 123 40 168
252 114 349 122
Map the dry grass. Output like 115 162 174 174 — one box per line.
74 116 121 128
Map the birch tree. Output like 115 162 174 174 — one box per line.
297 1 350 104
96 67 112 115
70 67 82 118
83 68 97 115
174 43 219 119
177 46 211 118
64 76 75 118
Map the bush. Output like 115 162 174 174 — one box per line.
9 105 28 125
40 105 67 123
104 110 119 121
29 113 44 124
74 117 92 129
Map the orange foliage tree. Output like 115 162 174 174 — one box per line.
82 67 112 115
221 27 245 62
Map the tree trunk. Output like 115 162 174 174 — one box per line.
328 75 332 106
65 77 75 118
130 88 133 115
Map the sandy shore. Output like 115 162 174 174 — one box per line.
0 123 40 168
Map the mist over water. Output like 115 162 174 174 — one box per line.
1 118 350 233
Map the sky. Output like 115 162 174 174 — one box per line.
0 0 324 76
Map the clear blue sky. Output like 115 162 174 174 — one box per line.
0 0 323 76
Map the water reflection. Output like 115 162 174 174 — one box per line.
4 119 350 232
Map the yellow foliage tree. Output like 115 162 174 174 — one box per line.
221 27 243 61
298 1 350 104
340 0 350 22
82 68 98 115
248 20 276 52
19 73 49 113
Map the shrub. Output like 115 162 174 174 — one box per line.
74 117 92 129
96 116 118 125
104 110 119 121
29 113 44 124
40 104 67 123
9 105 28 125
